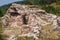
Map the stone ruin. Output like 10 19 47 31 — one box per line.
1 3 60 40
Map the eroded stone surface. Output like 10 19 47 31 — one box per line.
1 3 60 40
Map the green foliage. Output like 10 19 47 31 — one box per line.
56 0 60 5
56 5 60 16
0 0 59 17
0 4 10 17
0 10 3 17
24 0 56 5
0 1 26 17
24 0 40 5
41 6 56 14
39 0 56 5
24 0 60 16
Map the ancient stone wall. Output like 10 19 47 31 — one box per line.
1 3 60 40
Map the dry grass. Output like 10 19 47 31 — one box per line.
39 24 59 40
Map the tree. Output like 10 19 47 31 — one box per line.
24 0 40 5
24 0 56 5
0 9 3 17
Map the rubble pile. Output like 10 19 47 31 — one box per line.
1 3 60 40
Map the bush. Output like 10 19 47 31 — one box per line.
41 6 56 14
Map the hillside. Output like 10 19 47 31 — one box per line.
0 0 60 17
1 3 60 40
0 1 25 17
0 0 60 40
